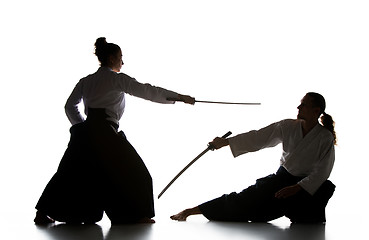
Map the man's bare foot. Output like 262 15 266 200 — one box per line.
137 217 155 224
170 210 190 221
170 207 201 221
34 211 55 225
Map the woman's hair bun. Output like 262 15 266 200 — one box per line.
95 37 108 54
94 37 120 66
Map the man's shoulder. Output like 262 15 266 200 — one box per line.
278 118 299 126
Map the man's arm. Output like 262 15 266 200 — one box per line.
275 184 302 199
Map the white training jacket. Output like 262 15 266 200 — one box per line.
65 67 178 125
228 119 335 195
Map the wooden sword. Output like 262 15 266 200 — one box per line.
158 131 232 199
167 97 261 105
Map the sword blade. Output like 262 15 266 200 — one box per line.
157 147 210 199
167 97 260 105
196 100 261 105
158 131 232 199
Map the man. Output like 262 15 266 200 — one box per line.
171 92 336 223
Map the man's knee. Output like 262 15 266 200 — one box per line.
284 180 336 223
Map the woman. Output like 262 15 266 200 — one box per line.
35 37 195 224
171 92 336 223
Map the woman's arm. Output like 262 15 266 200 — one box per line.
118 74 194 105
65 81 85 125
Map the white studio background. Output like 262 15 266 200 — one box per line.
0 0 368 228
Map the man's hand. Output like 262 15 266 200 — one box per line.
275 184 302 199
208 137 229 150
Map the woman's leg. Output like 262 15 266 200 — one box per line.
35 123 104 224
94 129 155 224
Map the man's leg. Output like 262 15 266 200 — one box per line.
171 171 294 222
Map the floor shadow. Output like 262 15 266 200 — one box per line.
206 221 325 240
288 223 326 240
34 220 324 240
36 223 154 240
105 224 154 240
36 223 104 240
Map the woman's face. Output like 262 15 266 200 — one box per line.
111 49 123 72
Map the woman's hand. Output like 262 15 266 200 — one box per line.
178 94 196 105
275 184 302 199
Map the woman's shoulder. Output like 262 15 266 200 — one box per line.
116 72 133 80
90 67 133 80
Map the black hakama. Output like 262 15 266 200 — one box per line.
36 108 155 224
198 167 335 223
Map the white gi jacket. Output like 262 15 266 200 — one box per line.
65 67 178 125
228 119 335 195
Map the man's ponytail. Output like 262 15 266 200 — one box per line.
321 112 337 145
307 92 337 145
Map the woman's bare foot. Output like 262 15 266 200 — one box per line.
170 207 201 221
34 211 55 225
137 217 155 224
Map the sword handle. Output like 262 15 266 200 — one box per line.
221 131 232 138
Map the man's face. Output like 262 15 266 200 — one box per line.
297 95 320 121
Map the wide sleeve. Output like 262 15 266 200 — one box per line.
298 139 335 195
116 73 179 104
65 80 85 125
228 120 284 158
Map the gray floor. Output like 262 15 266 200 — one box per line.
2 208 364 240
